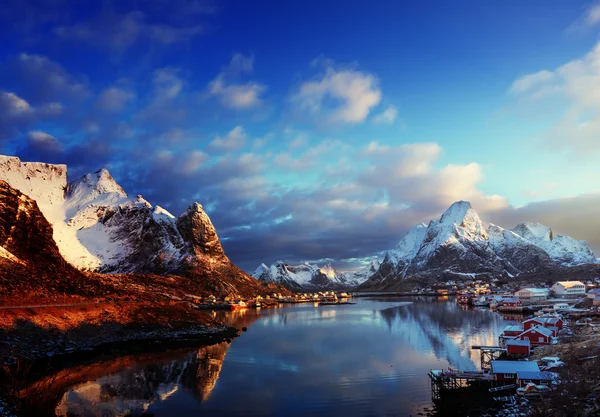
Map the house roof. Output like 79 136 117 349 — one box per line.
540 317 561 325
491 360 540 374
504 325 524 332
506 339 530 347
502 298 520 303
520 325 553 338
518 288 549 294
516 371 555 380
588 289 600 294
555 281 584 289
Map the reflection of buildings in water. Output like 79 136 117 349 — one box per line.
54 342 232 417
379 299 505 370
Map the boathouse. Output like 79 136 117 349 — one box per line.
506 339 530 356
501 298 522 307
516 371 555 387
515 325 554 346
491 360 540 383
503 325 524 337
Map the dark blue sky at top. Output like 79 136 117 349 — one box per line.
1 0 600 271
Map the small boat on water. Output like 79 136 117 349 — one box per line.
472 296 490 307
230 300 248 311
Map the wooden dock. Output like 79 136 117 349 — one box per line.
428 369 494 399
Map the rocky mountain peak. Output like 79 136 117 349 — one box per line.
439 200 486 236
67 169 127 200
176 202 225 258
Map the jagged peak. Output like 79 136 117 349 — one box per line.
153 205 175 219
512 221 553 241
439 201 476 224
67 168 127 199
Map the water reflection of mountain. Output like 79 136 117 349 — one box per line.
379 298 509 371
51 342 228 417
21 310 260 417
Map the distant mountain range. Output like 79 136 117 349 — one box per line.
253 260 380 291
360 201 597 291
255 200 597 292
0 155 279 296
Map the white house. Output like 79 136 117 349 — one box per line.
587 288 600 299
515 288 549 303
551 281 586 298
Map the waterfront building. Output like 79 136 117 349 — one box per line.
551 281 586 298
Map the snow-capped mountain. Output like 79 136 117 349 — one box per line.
253 260 376 291
0 156 266 294
360 201 597 290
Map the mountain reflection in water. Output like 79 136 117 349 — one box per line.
42 297 517 417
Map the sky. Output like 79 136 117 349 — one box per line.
1 0 600 272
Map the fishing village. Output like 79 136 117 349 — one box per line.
428 280 600 416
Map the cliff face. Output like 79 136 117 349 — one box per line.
0 155 286 297
0 180 110 299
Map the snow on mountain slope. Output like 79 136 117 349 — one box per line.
0 156 101 269
253 261 356 290
341 260 381 287
0 155 251 279
360 200 598 290
511 222 596 266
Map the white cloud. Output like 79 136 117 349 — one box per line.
209 126 247 152
208 54 266 109
153 68 183 101
373 106 398 124
293 62 381 124
0 92 32 116
508 42 600 153
54 10 204 51
5 54 89 104
509 70 556 95
361 142 508 212
25 130 63 155
96 87 135 112
181 150 208 174
568 2 600 32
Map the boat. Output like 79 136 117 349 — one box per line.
472 296 490 307
230 300 248 311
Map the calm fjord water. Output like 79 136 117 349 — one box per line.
53 297 516 417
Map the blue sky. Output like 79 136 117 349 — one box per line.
1 0 600 271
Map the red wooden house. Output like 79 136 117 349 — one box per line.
523 317 563 336
503 325 524 337
515 325 554 346
501 297 522 307
516 371 555 387
491 360 540 383
506 339 530 356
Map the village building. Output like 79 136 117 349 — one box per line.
503 325 524 337
490 360 540 383
587 288 600 299
551 281 586 298
500 297 522 307
515 325 554 346
505 339 530 356
516 371 555 388
515 288 549 303
523 317 563 332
